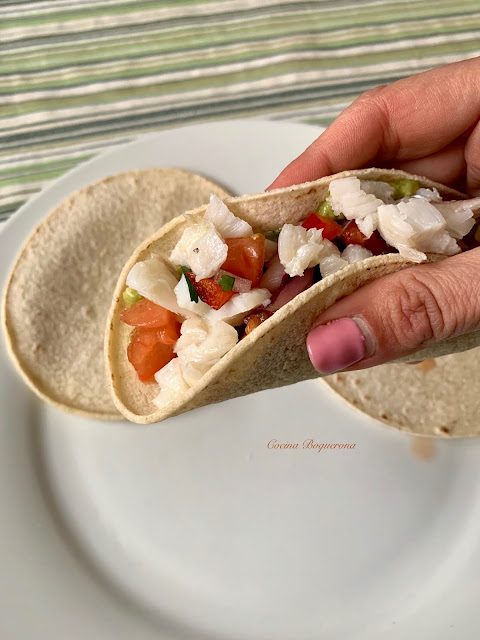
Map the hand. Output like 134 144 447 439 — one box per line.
268 57 480 374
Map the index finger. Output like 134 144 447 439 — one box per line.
268 57 480 190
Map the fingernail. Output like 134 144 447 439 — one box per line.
306 317 368 374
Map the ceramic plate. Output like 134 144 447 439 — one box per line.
1 120 479 639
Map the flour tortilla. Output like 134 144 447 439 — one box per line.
2 168 231 420
106 168 480 425
323 347 480 438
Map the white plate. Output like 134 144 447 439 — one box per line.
1 120 479 639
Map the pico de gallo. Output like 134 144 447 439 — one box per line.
120 177 480 409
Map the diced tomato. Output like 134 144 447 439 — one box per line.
187 273 234 310
127 328 176 382
340 220 365 246
364 232 392 255
340 220 392 255
301 213 343 240
221 234 265 287
120 298 180 344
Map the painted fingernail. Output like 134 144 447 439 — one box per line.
306 317 367 374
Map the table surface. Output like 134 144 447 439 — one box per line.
1 0 479 223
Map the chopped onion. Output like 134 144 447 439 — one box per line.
213 269 252 293
260 255 289 292
266 269 314 312
174 275 211 316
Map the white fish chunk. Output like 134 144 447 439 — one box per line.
435 198 480 239
397 198 445 242
278 224 336 277
434 196 480 216
356 212 378 239
378 198 461 261
126 256 187 316
360 180 394 203
153 359 189 409
329 177 383 237
174 318 238 386
398 199 460 256
377 204 426 262
341 244 373 263
207 288 271 325
441 208 475 239
319 254 348 277
170 220 227 280
414 187 442 202
319 244 373 280
204 194 253 238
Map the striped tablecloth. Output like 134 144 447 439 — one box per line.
1 0 479 223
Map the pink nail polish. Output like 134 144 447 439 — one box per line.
306 317 366 374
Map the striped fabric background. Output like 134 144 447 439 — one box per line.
1 0 480 223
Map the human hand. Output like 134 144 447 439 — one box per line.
269 57 480 374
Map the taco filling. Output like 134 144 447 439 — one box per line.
118 177 480 409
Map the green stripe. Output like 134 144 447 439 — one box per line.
0 0 230 27
0 156 91 179
2 42 463 93
4 31 480 94
3 16 480 76
0 166 79 188
2 1 478 34
0 82 363 148
1 40 478 116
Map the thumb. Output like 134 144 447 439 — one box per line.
306 248 480 374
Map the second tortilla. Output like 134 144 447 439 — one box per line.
323 349 480 438
2 168 230 420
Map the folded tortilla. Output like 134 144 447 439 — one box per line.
2 168 230 420
106 168 480 424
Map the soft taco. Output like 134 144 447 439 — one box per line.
105 168 480 424
2 168 231 420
